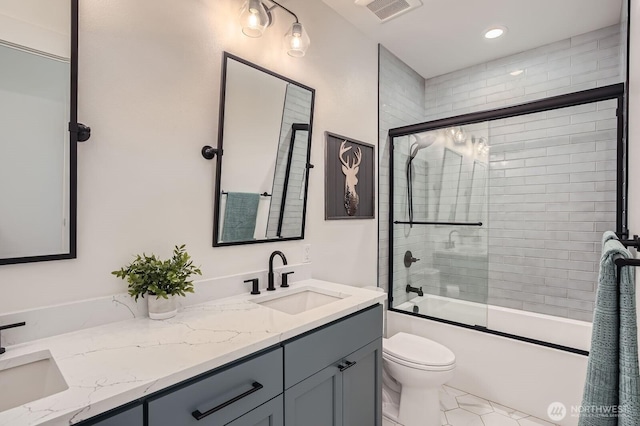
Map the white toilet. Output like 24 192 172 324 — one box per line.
382 332 456 426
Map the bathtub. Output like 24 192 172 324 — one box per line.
396 293 592 351
389 294 591 426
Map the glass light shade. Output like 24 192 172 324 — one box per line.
285 23 310 57
477 138 489 155
240 0 269 38
453 129 467 144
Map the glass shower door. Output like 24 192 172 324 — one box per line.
390 125 489 327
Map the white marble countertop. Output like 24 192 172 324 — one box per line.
0 279 386 426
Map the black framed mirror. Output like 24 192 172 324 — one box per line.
212 52 315 247
0 0 84 265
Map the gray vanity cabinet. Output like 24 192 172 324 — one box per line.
342 339 382 426
284 364 343 425
79 403 143 426
147 348 283 426
227 395 283 426
283 305 383 426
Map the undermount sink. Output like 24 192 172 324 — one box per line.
0 350 68 412
252 286 348 315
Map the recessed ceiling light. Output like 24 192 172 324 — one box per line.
484 27 506 39
510 69 524 76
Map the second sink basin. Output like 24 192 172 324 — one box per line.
0 350 68 412
252 286 348 315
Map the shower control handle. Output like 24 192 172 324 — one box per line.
404 250 420 267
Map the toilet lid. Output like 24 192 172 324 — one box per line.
383 332 455 367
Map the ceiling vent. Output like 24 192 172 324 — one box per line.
355 0 423 22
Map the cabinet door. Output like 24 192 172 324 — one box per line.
342 339 382 426
81 404 143 426
284 305 382 388
226 396 283 426
284 364 342 426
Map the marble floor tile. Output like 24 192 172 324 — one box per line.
385 385 559 426
490 401 529 420
442 384 468 397
445 408 485 426
518 417 558 426
440 388 459 411
482 412 520 426
382 417 397 426
456 394 494 415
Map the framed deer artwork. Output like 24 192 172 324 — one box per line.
325 132 375 220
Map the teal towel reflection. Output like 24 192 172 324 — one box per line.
221 192 260 243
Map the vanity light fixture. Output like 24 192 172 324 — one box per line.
484 26 506 39
476 137 490 155
239 0 311 57
240 0 270 37
453 128 467 145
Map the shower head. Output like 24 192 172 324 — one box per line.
409 133 436 159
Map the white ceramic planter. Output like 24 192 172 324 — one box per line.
147 294 178 320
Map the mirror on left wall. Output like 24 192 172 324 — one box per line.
0 0 81 265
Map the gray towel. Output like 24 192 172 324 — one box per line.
221 192 260 243
579 231 640 425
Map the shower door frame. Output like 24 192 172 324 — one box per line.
387 83 626 356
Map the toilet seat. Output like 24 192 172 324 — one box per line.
383 351 455 371
383 332 455 371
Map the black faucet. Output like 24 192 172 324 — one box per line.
268 251 287 291
406 284 424 297
0 321 26 355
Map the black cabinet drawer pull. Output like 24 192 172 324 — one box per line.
338 361 357 372
191 381 264 420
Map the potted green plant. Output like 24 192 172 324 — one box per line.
112 244 202 319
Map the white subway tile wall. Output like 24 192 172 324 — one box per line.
266 84 313 238
424 25 622 121
487 101 617 320
379 47 426 305
379 24 623 321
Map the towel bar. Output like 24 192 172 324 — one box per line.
393 221 482 227
221 191 272 197
614 258 640 285
613 233 640 285
619 234 640 249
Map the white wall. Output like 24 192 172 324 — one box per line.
0 0 378 313
0 0 70 58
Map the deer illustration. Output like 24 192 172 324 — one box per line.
339 141 362 216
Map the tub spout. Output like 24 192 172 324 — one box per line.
406 284 424 297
